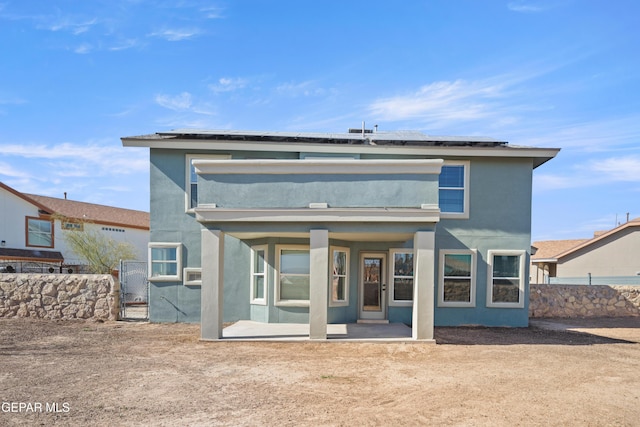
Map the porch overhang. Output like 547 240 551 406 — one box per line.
194 205 441 224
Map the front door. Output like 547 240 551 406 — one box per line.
359 253 387 321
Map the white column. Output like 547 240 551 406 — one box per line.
412 231 435 341
200 228 224 340
309 229 329 340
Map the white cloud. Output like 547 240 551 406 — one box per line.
587 156 640 182
534 154 640 193
0 161 33 179
45 17 98 34
276 80 329 97
200 6 225 19
109 39 143 51
367 78 514 127
513 115 640 152
0 140 148 207
155 92 193 111
148 28 202 41
73 43 92 54
209 77 248 93
508 2 542 13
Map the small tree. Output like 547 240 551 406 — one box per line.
64 227 138 274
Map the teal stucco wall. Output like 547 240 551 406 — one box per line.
147 148 534 327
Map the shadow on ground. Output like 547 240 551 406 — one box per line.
435 317 640 346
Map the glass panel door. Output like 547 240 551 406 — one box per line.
359 253 387 320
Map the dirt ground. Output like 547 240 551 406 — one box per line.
1 318 639 426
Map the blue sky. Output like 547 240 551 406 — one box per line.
1 0 639 242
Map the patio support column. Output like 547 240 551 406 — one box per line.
412 230 435 341
201 228 224 341
309 228 329 340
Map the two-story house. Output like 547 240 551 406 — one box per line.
122 129 559 340
0 182 149 273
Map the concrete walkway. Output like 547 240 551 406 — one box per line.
221 320 431 343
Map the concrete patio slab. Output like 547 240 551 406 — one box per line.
221 320 432 343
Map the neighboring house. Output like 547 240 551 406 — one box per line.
531 218 640 284
0 182 149 273
122 128 559 340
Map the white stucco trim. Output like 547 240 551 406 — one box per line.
412 231 436 341
193 158 443 175
195 206 441 224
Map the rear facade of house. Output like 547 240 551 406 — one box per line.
123 129 558 340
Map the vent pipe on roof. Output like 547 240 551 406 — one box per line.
64 192 67 200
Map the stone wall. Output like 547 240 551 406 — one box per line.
0 274 119 320
530 283 640 318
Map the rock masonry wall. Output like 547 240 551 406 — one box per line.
530 283 640 318
0 274 119 320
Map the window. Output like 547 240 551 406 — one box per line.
148 243 182 281
251 245 268 305
26 217 53 248
389 249 414 306
438 250 477 307
439 161 469 218
487 250 526 308
185 154 230 211
330 246 349 307
183 268 202 286
275 245 309 306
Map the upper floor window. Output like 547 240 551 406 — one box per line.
486 250 526 308
439 161 469 218
185 154 231 211
26 217 53 248
389 249 414 306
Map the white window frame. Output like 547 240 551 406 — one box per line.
438 249 477 307
275 245 310 307
388 249 414 307
250 245 268 305
185 154 231 212
329 246 349 307
148 242 182 282
439 160 470 219
486 250 526 308
183 268 202 286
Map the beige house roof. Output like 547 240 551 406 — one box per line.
24 194 149 230
532 217 640 262
531 239 589 261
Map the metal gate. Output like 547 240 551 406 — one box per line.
119 260 149 320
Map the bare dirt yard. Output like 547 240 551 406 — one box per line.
1 317 639 426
